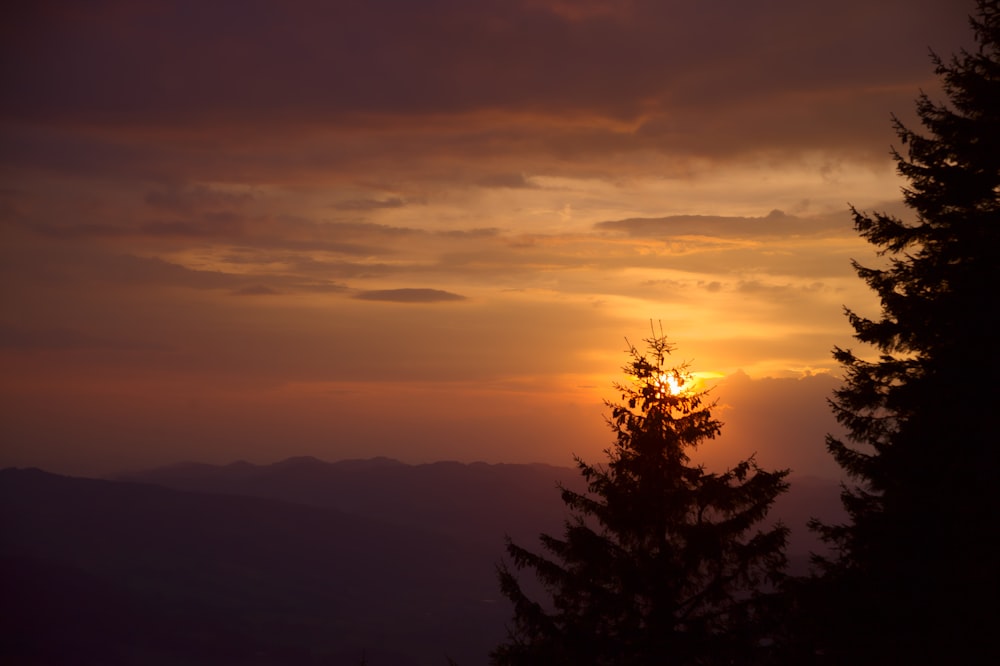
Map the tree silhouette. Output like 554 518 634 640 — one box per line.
804 1 1000 662
492 329 789 665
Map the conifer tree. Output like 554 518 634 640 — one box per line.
806 1 1000 662
493 330 789 665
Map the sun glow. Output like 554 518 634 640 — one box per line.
656 372 696 398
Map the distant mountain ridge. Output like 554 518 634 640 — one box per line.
116 456 587 552
1 466 504 665
117 456 844 561
1 458 844 665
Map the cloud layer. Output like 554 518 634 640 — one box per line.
0 0 975 474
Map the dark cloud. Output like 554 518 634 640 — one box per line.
436 228 501 239
1 0 973 168
1 239 355 296
596 210 846 239
15 206 417 257
0 244 240 290
475 173 537 189
352 288 467 303
332 198 407 211
84 253 238 289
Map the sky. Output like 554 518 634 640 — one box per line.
0 0 975 478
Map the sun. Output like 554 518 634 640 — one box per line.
655 372 695 397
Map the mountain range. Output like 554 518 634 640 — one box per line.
1 457 844 665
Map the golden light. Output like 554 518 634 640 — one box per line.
655 372 696 398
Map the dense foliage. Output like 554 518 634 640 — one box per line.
493 331 789 665
804 1 1000 662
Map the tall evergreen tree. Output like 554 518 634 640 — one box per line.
493 330 789 665
806 1 1000 662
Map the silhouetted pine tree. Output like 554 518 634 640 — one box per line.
802 2 1000 663
493 330 789 665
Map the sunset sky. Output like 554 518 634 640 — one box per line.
1 0 974 478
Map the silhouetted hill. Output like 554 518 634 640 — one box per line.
0 468 506 665
1 460 844 665
118 457 587 555
119 457 845 570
